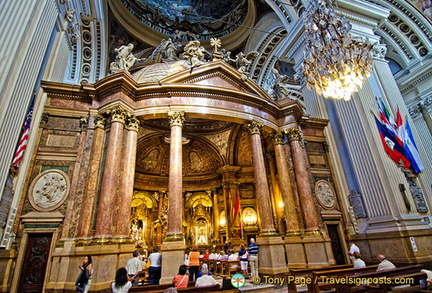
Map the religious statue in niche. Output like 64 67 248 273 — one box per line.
195 219 207 244
29 170 70 212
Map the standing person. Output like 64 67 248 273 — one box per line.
238 244 249 278
347 240 360 262
188 245 200 281
112 267 132 293
376 254 396 271
126 250 143 287
75 255 93 292
352 252 366 268
248 238 259 279
148 247 162 285
172 265 189 289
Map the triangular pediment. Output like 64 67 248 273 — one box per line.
157 60 271 100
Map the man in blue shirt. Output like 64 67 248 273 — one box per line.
248 238 259 279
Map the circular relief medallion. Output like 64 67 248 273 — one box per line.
315 180 336 209
29 169 70 212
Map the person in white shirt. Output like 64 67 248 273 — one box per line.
125 250 143 287
347 241 360 261
148 247 162 285
376 254 396 271
352 252 366 268
195 264 220 288
228 249 239 270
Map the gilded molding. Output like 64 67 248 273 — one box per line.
247 120 263 135
167 111 185 127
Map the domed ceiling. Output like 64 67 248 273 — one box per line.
121 0 248 39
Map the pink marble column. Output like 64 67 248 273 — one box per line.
78 114 106 238
272 133 301 233
285 128 320 230
115 115 139 238
218 166 241 240
210 189 221 241
95 106 127 238
247 120 276 235
166 111 185 241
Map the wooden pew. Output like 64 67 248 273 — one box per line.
307 265 379 293
288 264 353 293
129 282 220 293
334 264 424 293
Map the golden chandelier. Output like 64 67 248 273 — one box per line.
303 0 374 101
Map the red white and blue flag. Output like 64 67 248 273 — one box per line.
11 107 33 168
375 98 423 173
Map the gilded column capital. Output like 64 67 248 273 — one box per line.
168 111 185 127
127 116 140 132
107 106 128 124
40 113 49 128
94 114 106 129
80 117 88 131
247 120 263 135
284 128 302 142
271 132 284 145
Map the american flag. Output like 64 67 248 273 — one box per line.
11 108 33 168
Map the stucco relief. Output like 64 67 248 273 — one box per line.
28 170 70 212
315 180 336 209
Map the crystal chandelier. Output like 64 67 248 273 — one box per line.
302 0 374 101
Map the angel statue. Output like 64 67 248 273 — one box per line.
235 51 258 81
182 40 206 68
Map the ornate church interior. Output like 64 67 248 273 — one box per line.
0 0 431 292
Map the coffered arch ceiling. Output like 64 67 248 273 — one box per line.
135 118 232 179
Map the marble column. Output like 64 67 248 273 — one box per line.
272 133 301 233
166 111 185 241
156 191 165 245
209 189 221 241
247 120 276 235
266 152 283 233
218 166 241 240
78 114 106 238
115 115 139 239
285 128 320 231
95 106 126 239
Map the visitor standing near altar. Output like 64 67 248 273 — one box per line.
248 238 259 279
126 250 143 287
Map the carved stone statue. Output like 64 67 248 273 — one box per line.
182 40 205 68
110 43 143 73
234 51 258 81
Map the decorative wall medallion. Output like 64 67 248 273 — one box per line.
29 170 70 212
315 180 336 209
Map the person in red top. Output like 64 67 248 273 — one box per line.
172 265 189 289
203 249 211 259
188 245 200 281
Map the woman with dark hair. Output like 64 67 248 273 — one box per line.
172 265 189 289
112 267 132 293
75 255 93 292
